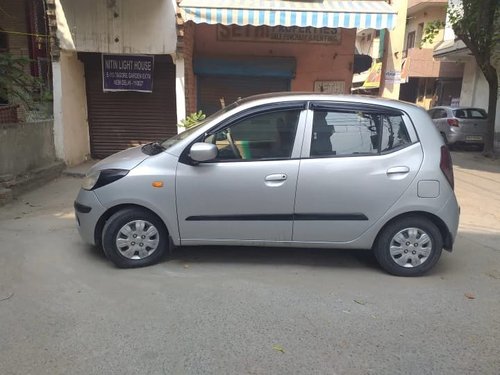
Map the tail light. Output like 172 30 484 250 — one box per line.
447 118 459 127
440 145 454 190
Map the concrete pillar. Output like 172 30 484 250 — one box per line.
379 0 408 99
52 60 65 160
175 56 186 133
51 51 90 166
459 59 477 107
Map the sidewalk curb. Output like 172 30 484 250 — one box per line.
63 160 99 178
0 161 66 206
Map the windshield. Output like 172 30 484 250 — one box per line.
161 101 240 149
453 108 487 119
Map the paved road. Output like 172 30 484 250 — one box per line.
1 151 499 375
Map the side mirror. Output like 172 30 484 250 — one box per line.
189 142 218 162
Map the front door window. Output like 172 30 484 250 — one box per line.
205 109 301 160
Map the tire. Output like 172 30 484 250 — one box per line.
102 208 169 268
374 216 443 277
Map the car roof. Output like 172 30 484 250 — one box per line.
430 106 485 111
235 92 423 113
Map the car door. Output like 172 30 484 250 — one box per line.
176 104 307 244
292 102 423 244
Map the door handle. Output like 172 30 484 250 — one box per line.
386 166 410 175
265 174 287 182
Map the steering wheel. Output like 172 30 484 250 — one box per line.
225 129 241 159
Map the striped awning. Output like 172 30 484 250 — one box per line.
180 0 397 30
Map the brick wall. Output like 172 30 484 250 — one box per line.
194 24 356 93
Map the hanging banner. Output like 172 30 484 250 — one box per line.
362 62 382 89
102 54 154 92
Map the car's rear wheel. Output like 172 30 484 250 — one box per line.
102 208 169 268
374 216 443 276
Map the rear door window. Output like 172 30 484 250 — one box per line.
453 108 487 119
431 109 447 119
309 109 411 157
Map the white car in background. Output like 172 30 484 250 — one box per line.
427 106 488 148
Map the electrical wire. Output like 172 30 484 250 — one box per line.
0 30 49 38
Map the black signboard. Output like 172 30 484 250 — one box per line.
102 54 154 92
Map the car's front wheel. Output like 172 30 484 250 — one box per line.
102 208 169 268
374 216 443 276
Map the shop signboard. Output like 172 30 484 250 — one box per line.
217 25 341 44
314 81 345 94
102 54 154 92
384 70 401 84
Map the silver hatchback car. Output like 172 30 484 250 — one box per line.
75 93 459 276
427 106 488 148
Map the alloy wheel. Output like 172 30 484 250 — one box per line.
115 220 159 260
389 227 433 268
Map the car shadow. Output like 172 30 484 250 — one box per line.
80 240 384 273
169 245 381 271
83 243 107 260
80 233 498 278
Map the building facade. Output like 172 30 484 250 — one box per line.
434 40 500 132
398 0 463 109
178 0 398 116
51 0 178 164
47 0 410 164
432 0 500 133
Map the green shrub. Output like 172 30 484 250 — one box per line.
178 110 206 129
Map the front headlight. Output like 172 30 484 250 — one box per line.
82 169 129 190
82 171 100 190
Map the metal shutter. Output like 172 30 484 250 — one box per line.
197 75 290 115
82 53 177 159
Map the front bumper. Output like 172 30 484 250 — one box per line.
75 188 107 246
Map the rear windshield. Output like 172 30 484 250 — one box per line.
453 108 487 119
